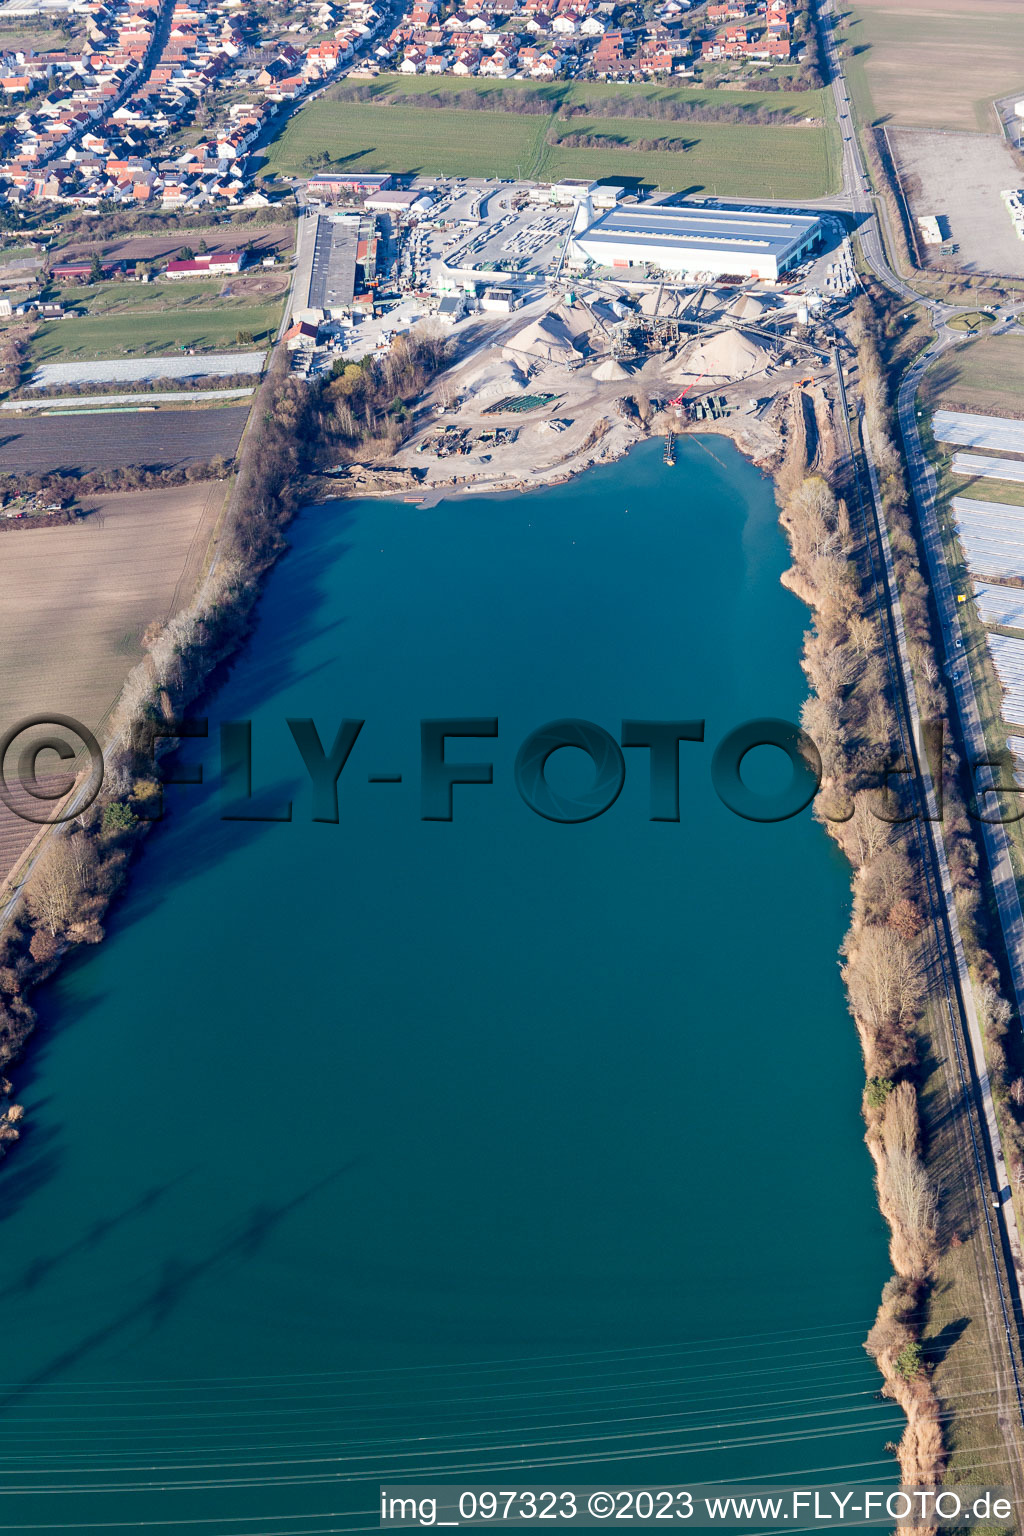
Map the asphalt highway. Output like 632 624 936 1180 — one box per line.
820 0 1024 1423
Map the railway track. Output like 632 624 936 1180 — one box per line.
831 352 1024 1489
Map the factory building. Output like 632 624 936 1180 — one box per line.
306 172 394 198
294 212 377 322
570 203 823 282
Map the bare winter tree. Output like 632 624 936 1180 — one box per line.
846 924 923 1034
27 836 84 937
801 694 846 772
847 792 894 866
977 980 1012 1044
884 1148 938 1264
882 1081 921 1160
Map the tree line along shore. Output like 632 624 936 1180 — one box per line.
776 292 1024 1511
3 296 1024 1513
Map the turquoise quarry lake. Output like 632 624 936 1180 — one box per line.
0 439 902 1532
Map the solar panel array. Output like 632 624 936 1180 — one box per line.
973 582 1024 629
988 632 1024 721
951 496 1024 578
934 411 1024 454
952 452 1024 484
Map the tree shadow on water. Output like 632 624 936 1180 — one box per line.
100 503 366 921
199 503 360 723
0 1164 356 1414
108 768 304 932
0 1170 195 1297
0 1124 62 1231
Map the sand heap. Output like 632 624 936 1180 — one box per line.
592 357 629 382
672 327 771 382
727 293 765 323
503 312 578 366
639 288 687 319
462 357 526 397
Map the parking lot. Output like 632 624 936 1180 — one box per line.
399 177 575 292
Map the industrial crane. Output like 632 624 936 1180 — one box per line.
669 372 706 411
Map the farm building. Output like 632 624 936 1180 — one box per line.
284 319 322 351
570 202 822 281
165 251 248 278
50 258 127 281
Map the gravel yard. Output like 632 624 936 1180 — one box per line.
890 127 1024 277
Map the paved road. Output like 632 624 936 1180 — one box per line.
818 0 1024 1425
897 345 1024 999
819 0 1024 1037
818 0 945 309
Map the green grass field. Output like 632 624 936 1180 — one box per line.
544 117 835 197
30 304 283 363
922 333 1024 416
267 101 551 180
263 90 839 197
947 311 997 332
320 74 832 120
50 279 283 317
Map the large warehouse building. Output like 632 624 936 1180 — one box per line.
293 212 377 322
570 202 823 281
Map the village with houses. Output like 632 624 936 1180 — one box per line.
0 0 396 209
0 0 809 214
380 0 796 83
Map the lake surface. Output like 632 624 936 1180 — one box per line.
0 438 902 1533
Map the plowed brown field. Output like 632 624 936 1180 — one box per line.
0 483 224 882
0 407 248 474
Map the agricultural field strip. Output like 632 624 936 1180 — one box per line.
973 582 1024 629
347 76 832 116
0 486 223 889
845 0 1024 131
950 497 1024 577
935 411 1024 454
265 101 838 197
0 408 249 472
30 351 266 387
986 632 1024 721
2 388 255 410
953 452 1024 483
56 225 296 262
51 280 283 315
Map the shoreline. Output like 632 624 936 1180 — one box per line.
0 372 945 1505
302 404 792 509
